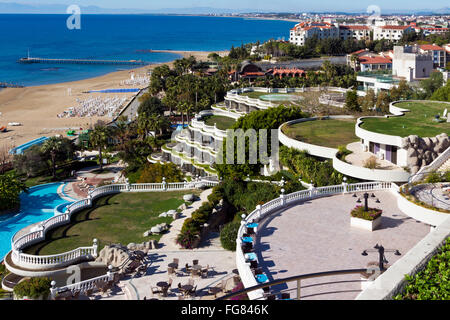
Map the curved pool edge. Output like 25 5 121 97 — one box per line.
0 182 74 262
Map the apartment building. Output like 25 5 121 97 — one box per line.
289 21 339 46
338 25 371 41
418 44 448 69
373 25 414 42
392 45 433 80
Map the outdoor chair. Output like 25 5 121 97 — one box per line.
168 267 175 277
173 258 179 266
253 268 263 276
187 285 197 297
281 293 290 300
151 285 160 296
201 265 209 278
221 280 231 294
191 268 200 278
250 260 258 269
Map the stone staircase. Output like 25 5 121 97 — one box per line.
438 158 450 172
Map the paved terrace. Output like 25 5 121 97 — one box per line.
255 191 430 300
346 142 406 172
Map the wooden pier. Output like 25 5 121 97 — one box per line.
0 82 24 88
18 57 147 66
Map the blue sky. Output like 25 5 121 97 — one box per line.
0 0 448 12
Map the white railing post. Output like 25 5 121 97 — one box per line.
256 205 262 220
162 177 167 191
50 281 57 300
107 265 113 281
280 189 286 207
126 178 130 192
342 177 348 194
309 182 316 197
92 239 98 258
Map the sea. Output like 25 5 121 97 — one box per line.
0 14 296 87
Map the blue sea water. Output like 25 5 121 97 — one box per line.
0 14 296 86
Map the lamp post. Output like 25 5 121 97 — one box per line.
362 244 401 272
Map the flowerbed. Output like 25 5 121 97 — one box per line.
350 206 382 221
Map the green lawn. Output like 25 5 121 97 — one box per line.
24 191 200 255
361 101 450 138
203 115 236 130
282 119 359 148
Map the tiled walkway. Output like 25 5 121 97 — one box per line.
255 191 431 300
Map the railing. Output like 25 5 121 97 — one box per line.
332 155 411 183
234 181 395 300
10 179 219 270
410 146 450 184
50 269 115 299
218 268 367 300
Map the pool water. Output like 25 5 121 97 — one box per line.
259 94 304 102
0 183 73 260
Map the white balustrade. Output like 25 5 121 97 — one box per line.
10 180 219 270
235 181 396 300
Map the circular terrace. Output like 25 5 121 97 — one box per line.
252 191 430 300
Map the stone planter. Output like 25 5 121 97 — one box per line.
350 216 382 231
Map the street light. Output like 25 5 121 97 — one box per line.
361 244 401 271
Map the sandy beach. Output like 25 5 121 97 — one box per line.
0 50 228 148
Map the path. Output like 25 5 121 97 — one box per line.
158 188 213 251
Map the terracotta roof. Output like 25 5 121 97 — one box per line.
421 27 449 31
419 44 445 51
380 25 410 30
340 25 369 30
272 68 305 75
241 72 265 77
359 56 392 65
349 49 369 55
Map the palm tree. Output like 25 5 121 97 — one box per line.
41 137 64 179
90 125 110 171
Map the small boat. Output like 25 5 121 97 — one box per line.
0 126 7 132
8 122 22 126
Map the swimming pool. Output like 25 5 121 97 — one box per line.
0 183 73 260
88 88 140 93
259 94 304 102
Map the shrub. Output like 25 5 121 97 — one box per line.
350 206 382 221
13 277 52 299
425 171 443 184
395 237 450 300
137 162 184 183
220 222 241 251
176 229 201 249
363 156 379 170
0 173 28 212
181 218 201 234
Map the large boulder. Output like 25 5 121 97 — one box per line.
96 245 130 267
151 226 162 234
143 230 152 237
183 194 196 202
159 212 168 218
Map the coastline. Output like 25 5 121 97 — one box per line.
0 50 228 147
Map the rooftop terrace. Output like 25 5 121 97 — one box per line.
361 101 450 138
